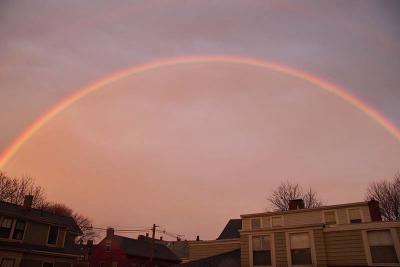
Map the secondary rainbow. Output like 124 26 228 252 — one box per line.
1 55 399 168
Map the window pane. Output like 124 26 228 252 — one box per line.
253 251 271 266
253 236 270 251
12 220 25 240
47 226 59 245
368 230 394 246
290 233 310 249
291 248 312 265
324 211 336 224
251 218 261 229
0 217 13 238
348 208 361 223
271 217 282 227
370 246 399 263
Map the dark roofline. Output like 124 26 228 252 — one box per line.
0 200 82 234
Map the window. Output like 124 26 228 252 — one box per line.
0 259 15 267
251 218 261 230
252 236 271 266
0 217 13 238
348 208 362 224
105 240 111 252
42 263 54 267
47 226 59 245
368 230 399 264
290 233 312 265
323 211 336 225
271 216 282 227
12 219 26 240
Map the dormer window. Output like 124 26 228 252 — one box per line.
323 210 337 225
47 226 59 245
0 217 13 238
348 208 362 224
251 218 261 230
271 216 283 227
12 220 26 240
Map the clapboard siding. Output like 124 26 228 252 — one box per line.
313 229 327 267
189 239 240 260
240 234 250 267
324 230 367 265
274 232 287 267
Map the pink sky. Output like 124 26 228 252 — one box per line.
1 1 400 240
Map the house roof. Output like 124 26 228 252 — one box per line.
241 201 370 218
0 201 82 234
217 219 242 240
174 249 240 267
113 235 181 263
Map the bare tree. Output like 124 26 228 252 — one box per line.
366 172 400 221
0 171 98 242
267 181 323 211
0 171 46 207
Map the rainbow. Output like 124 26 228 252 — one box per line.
1 55 399 169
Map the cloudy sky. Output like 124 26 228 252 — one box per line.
1 0 400 240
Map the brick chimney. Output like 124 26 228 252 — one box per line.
106 227 114 238
368 199 382 221
289 199 305 210
23 195 33 210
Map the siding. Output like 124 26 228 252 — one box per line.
240 234 250 267
324 230 367 266
189 239 240 260
313 229 327 267
284 210 322 226
24 221 49 245
361 206 372 222
336 208 348 224
274 232 287 267
242 218 250 231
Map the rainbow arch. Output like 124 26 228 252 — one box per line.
1 55 399 168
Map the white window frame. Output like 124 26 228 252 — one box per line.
46 225 59 246
271 216 284 227
285 230 317 267
11 219 27 241
346 207 364 224
362 228 400 266
248 233 275 267
322 210 338 225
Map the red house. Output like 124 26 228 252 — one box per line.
89 228 181 267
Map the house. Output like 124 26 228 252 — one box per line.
0 195 83 267
182 199 400 267
89 228 181 267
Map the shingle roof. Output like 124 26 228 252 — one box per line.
0 201 82 234
217 219 241 240
113 235 181 262
174 249 240 267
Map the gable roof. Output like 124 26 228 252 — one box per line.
0 201 82 234
217 219 241 240
174 249 240 267
113 235 181 262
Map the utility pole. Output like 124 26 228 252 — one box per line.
149 224 157 266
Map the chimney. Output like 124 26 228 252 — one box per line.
160 236 163 241
196 235 200 241
289 199 305 210
106 227 114 238
23 195 33 210
87 240 94 246
368 199 382 221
